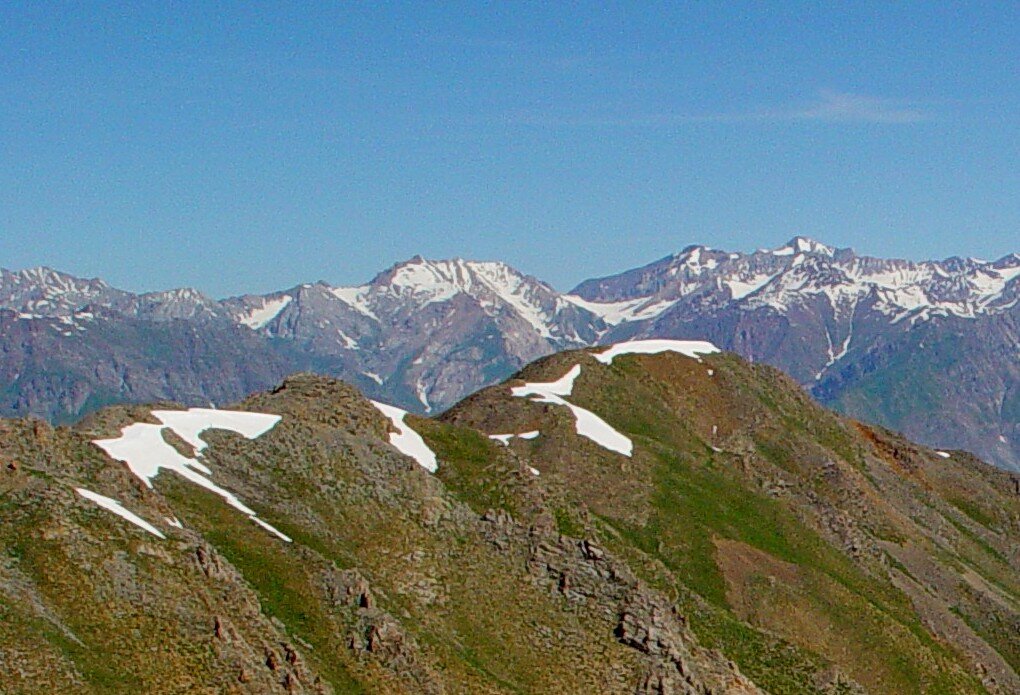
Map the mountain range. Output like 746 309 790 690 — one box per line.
1 236 1018 471
3 341 1018 692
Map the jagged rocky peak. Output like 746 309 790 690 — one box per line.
368 255 555 303
133 287 224 321
765 235 838 257
572 236 1020 323
0 265 124 316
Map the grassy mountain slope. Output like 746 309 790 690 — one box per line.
1 345 1017 693
442 348 1020 694
1 375 756 693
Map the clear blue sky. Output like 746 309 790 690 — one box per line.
2 2 1018 296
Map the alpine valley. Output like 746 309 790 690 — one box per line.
1 237 1018 472
2 341 1018 693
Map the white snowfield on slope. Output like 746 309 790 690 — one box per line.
90 408 290 541
370 400 439 473
150 408 281 453
76 487 167 539
511 340 722 458
594 339 720 365
512 364 634 455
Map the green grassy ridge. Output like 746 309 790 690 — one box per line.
416 419 527 518
446 348 1007 693
161 408 650 694
3 350 1016 693
588 515 839 695
423 412 866 694
603 356 991 692
427 380 861 693
618 446 979 693
419 417 594 538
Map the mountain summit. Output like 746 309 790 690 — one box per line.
571 237 1020 326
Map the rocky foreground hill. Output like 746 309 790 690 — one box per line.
2 342 1017 693
2 237 1018 472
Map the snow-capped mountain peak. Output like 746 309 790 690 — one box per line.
573 240 1020 324
369 256 552 308
321 256 586 342
0 266 126 317
771 236 837 257
217 255 603 412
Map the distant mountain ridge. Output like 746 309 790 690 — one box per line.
2 236 1018 470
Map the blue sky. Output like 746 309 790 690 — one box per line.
2 2 1018 296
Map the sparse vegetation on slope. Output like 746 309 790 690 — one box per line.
1 344 1017 693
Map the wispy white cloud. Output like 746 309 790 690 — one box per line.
785 90 927 124
481 90 929 129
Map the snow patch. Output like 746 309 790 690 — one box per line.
935 451 951 459
563 401 633 456
370 401 438 472
328 286 379 320
593 339 720 365
76 488 166 539
252 516 293 542
92 409 289 541
562 295 676 326
725 273 775 300
512 365 633 456
815 321 854 381
512 364 581 398
336 330 359 350
415 382 432 413
239 296 292 329
488 430 540 446
150 408 281 454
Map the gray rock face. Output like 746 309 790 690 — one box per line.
1 237 1018 470
0 307 297 423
